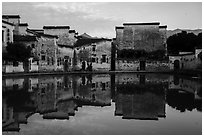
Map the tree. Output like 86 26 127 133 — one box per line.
5 42 32 62
167 31 201 54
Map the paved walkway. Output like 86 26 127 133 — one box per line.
2 69 201 78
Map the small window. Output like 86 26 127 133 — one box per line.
13 61 19 67
47 57 50 65
92 45 96 51
41 55 45 61
101 55 106 63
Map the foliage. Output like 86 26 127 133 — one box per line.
117 49 166 60
167 31 202 54
4 42 32 62
77 49 91 62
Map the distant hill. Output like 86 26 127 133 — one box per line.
167 29 202 38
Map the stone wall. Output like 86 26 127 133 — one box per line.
37 36 58 72
169 54 201 70
4 62 24 73
116 24 167 53
116 59 170 71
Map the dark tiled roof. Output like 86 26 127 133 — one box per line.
169 53 194 56
38 33 58 38
19 23 28 26
26 29 58 38
2 15 20 18
78 33 93 39
2 20 14 26
74 38 111 47
14 35 37 42
123 22 160 25
69 30 76 33
43 26 70 29
115 26 124 29
159 25 167 28
29 29 44 34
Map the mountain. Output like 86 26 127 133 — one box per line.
167 29 202 38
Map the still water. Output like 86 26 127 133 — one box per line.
2 73 202 135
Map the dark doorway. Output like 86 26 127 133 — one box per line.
82 61 86 71
140 60 146 70
64 59 69 72
174 60 180 70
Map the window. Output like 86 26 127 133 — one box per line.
41 55 45 61
47 57 50 65
92 57 96 63
101 55 106 63
2 30 4 42
92 83 96 88
92 45 96 51
52 57 54 65
32 44 35 48
101 83 106 91
13 61 19 67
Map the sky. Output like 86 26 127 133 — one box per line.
2 2 202 38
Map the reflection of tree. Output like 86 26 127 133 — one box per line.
166 90 198 112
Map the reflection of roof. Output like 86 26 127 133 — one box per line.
19 23 28 26
2 20 14 26
43 26 70 29
169 53 194 57
2 15 20 18
123 22 160 25
57 44 74 49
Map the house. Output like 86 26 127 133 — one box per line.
43 26 78 71
115 22 169 71
2 15 20 35
74 33 112 71
169 49 202 70
2 20 15 49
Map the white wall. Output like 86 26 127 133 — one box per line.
5 62 24 73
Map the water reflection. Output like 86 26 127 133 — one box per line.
2 74 202 133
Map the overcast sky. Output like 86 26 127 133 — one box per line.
2 2 202 38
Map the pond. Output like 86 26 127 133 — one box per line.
2 73 202 135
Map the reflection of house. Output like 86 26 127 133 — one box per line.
115 92 165 120
115 74 167 120
169 49 202 70
74 33 112 71
168 75 202 96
